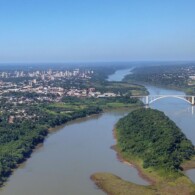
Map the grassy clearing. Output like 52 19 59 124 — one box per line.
91 173 156 195
91 162 195 195
114 145 195 194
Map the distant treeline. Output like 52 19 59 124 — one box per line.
124 65 195 95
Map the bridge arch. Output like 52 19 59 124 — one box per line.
149 95 192 105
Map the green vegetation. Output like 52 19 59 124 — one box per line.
124 64 195 95
81 66 148 96
61 96 142 109
92 108 195 195
91 172 195 195
91 173 156 195
94 81 147 96
181 156 195 171
124 65 188 88
0 96 142 185
0 101 101 185
0 66 147 186
116 108 195 174
0 124 47 183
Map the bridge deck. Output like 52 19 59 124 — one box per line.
130 95 195 105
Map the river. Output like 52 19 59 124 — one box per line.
145 85 195 182
0 69 147 195
1 68 195 195
108 69 195 183
107 68 133 81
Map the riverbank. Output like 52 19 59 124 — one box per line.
182 156 195 171
0 107 150 195
135 81 188 95
91 170 195 195
123 65 195 96
111 129 155 185
112 144 195 194
91 108 195 195
97 137 195 194
0 66 148 191
0 106 103 187
0 100 144 187
91 173 156 195
112 145 156 185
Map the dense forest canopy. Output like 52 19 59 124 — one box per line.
116 108 195 172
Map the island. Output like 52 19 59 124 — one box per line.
91 108 195 195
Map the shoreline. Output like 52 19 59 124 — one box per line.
0 140 45 187
111 121 195 184
130 80 187 95
0 109 103 188
0 105 138 188
111 145 155 185
91 120 195 195
181 156 195 171
111 128 156 185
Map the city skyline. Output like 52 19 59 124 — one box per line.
1 0 195 63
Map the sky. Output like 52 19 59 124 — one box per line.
0 0 195 63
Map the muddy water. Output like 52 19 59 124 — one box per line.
0 69 148 195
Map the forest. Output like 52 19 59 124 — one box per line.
124 64 195 95
0 95 142 185
116 108 195 173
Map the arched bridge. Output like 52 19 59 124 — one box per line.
130 95 195 105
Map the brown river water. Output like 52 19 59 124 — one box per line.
1 68 195 195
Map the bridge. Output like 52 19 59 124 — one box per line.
130 95 195 105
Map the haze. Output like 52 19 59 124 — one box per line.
0 0 195 63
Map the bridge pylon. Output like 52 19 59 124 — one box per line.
145 96 149 105
192 96 195 105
